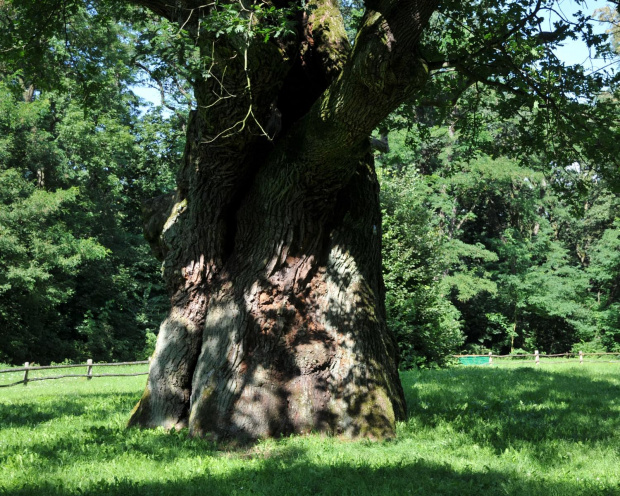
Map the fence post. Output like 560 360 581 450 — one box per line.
489 352 493 365
579 351 583 364
23 362 29 386
535 350 539 366
86 359 93 380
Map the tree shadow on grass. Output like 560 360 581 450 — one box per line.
5 448 616 496
2 368 620 495
401 367 620 454
0 400 87 427
0 391 140 428
15 424 219 466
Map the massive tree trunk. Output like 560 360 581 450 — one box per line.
128 0 438 440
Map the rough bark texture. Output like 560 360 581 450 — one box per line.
128 0 439 440
188 151 405 439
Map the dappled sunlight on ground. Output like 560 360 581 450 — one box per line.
1 364 619 495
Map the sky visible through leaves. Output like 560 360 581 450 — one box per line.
132 1 617 107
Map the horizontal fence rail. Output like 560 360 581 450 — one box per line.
0 360 150 388
453 351 620 366
3 352 618 387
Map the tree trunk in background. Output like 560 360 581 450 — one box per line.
128 0 438 440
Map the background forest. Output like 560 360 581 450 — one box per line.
0 0 618 367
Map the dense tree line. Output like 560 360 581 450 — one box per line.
0 4 183 364
380 96 619 367
377 1 620 367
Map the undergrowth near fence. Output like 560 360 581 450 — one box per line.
1 364 619 495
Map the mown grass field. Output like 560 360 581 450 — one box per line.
1 362 619 495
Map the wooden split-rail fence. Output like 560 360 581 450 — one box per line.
453 351 620 366
2 351 619 388
0 360 150 388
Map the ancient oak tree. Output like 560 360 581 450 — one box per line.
124 0 439 440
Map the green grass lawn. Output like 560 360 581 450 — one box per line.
1 363 619 495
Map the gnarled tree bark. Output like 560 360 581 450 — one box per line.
127 0 438 440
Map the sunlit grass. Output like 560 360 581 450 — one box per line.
1 363 619 495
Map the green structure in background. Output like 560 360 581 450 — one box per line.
458 356 491 366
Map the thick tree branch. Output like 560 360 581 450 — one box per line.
296 0 439 186
418 75 474 108
452 62 530 99
128 0 176 20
